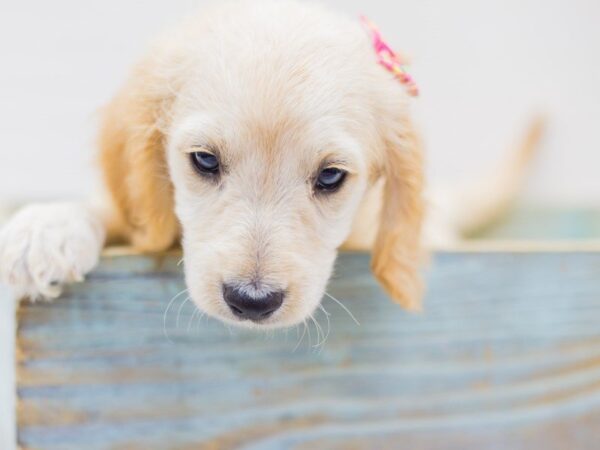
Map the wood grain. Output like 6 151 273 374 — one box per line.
16 251 600 449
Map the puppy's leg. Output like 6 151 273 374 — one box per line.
0 202 106 300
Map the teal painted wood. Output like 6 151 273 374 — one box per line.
16 251 600 450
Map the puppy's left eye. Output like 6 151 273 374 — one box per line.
315 167 347 192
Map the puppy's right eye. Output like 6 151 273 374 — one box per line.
191 151 220 175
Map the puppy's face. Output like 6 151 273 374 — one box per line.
104 3 424 329
167 108 369 328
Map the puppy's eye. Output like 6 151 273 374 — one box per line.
315 167 347 192
191 151 220 175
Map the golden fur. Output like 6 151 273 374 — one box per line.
99 62 179 251
370 117 424 311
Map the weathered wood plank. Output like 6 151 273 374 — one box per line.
16 250 600 449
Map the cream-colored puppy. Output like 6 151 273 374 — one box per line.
0 0 538 329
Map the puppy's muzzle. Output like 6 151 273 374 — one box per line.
222 284 284 321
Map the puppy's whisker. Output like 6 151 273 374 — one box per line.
176 296 191 330
163 288 189 343
318 304 331 317
318 304 331 346
187 307 199 334
293 321 307 352
176 257 185 267
195 310 206 332
310 313 326 350
325 291 360 326
309 314 319 348
316 316 328 350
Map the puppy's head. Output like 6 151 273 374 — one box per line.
100 1 424 329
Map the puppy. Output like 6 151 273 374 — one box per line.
0 0 539 329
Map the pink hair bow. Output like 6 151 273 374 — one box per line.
361 16 419 97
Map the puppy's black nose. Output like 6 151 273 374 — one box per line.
222 284 284 321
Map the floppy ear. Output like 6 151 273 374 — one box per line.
99 64 179 252
371 117 425 311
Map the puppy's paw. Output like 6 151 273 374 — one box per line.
0 203 105 300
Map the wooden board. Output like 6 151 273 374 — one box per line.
15 250 600 449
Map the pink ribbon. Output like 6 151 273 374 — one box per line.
361 16 419 97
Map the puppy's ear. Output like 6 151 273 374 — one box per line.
371 117 425 311
99 63 179 251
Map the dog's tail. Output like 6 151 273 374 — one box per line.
426 116 545 244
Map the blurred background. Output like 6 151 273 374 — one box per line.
0 0 598 206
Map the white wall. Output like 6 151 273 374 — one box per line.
0 0 599 205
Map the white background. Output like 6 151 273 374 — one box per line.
0 0 599 206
